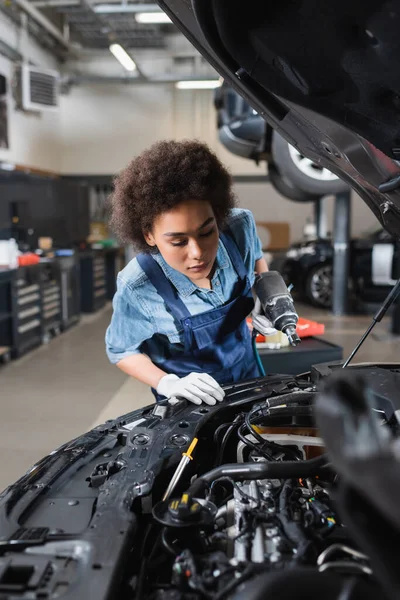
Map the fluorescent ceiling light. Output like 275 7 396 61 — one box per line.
109 43 137 72
175 80 222 90
135 12 172 23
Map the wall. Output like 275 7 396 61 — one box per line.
60 83 175 174
0 11 62 171
59 79 379 240
60 83 261 175
235 183 379 242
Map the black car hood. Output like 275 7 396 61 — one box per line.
159 0 400 238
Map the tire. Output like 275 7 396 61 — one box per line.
272 133 349 196
218 124 258 159
268 164 320 203
305 263 333 308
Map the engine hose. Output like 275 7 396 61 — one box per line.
187 454 328 499
248 403 313 432
245 411 272 448
238 423 275 461
265 391 315 408
278 480 310 559
257 406 313 419
244 415 300 461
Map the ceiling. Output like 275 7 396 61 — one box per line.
40 0 173 50
0 0 218 82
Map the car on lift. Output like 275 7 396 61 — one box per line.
1 3 400 600
270 227 399 309
214 82 349 202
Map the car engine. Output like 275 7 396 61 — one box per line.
0 365 398 599
143 377 377 600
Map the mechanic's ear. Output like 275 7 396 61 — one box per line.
144 230 156 247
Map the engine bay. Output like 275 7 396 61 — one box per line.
0 364 399 599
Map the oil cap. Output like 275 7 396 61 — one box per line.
153 495 217 529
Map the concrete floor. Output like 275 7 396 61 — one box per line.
0 301 399 491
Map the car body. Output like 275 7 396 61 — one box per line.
270 227 399 308
2 2 400 599
159 0 400 243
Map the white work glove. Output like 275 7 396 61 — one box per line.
157 373 225 406
252 298 277 336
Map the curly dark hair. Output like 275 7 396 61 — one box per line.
109 139 236 252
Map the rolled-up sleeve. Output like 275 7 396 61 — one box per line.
105 277 155 364
228 209 264 284
247 211 263 262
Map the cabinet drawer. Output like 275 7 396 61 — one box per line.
43 285 59 296
18 318 41 334
43 291 60 304
17 293 40 306
43 307 60 320
94 277 105 288
18 284 40 297
18 306 41 320
43 300 60 313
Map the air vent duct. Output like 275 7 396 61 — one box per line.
21 65 59 112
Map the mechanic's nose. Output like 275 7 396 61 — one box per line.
188 239 203 260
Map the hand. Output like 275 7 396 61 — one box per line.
156 373 225 406
252 298 277 336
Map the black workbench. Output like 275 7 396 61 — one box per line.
259 337 343 375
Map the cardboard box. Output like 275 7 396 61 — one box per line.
89 221 109 242
256 221 290 251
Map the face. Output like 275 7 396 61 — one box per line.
144 199 219 282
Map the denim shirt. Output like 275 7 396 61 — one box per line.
105 208 263 365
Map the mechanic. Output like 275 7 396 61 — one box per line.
106 139 273 406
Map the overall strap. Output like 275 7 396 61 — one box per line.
219 229 248 280
136 253 191 322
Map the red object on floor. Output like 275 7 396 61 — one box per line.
246 316 325 341
296 318 325 338
18 254 40 266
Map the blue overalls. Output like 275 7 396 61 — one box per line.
136 230 261 401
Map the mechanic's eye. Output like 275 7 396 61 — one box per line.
200 228 216 238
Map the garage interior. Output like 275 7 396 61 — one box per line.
0 0 399 496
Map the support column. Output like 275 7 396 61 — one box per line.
332 190 351 316
314 196 328 239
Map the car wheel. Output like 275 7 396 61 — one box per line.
268 164 320 203
305 264 333 308
272 133 349 196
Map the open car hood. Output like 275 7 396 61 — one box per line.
159 0 400 238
